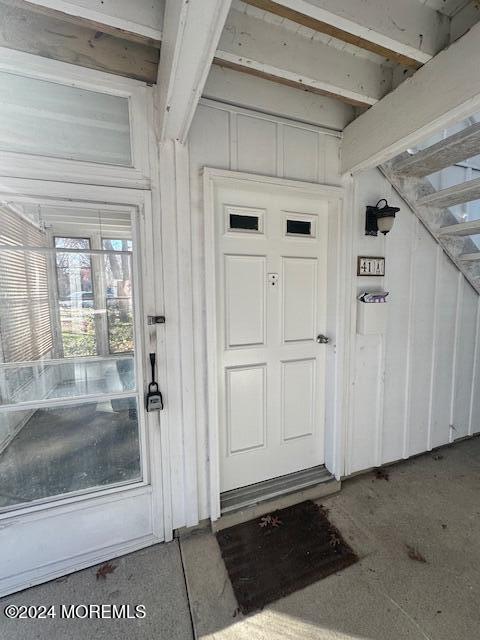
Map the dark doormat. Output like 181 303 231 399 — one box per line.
216 500 358 614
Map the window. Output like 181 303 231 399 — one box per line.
230 214 259 231
0 71 132 166
102 239 134 354
286 219 312 236
55 237 96 357
225 206 265 235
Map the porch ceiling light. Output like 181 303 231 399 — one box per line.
365 199 399 236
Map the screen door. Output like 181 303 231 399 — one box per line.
0 183 164 597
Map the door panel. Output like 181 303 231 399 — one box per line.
0 185 163 596
226 364 266 454
281 358 316 441
282 257 317 342
214 181 330 492
225 255 266 348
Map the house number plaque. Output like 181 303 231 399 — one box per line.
357 256 385 276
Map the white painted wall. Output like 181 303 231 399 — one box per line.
187 98 480 519
348 168 480 474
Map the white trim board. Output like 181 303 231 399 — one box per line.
203 168 348 520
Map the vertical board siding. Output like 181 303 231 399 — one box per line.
349 335 383 473
452 280 478 438
407 222 438 457
469 299 480 435
283 126 318 182
430 256 459 449
188 100 342 518
352 167 480 475
382 192 415 463
237 115 277 175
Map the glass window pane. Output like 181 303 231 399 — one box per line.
0 71 132 166
0 398 141 509
55 237 90 250
0 202 141 510
1 357 135 405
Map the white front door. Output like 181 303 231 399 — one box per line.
211 177 332 492
0 180 165 597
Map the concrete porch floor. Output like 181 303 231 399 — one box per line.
2 436 480 639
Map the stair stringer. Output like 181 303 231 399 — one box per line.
381 155 480 295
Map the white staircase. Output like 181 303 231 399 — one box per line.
381 120 480 294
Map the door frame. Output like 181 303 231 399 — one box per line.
0 177 171 594
203 168 352 520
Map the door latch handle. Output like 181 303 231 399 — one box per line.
316 334 329 344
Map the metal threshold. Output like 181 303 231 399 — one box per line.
220 465 335 515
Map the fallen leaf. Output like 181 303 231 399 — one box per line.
259 515 282 528
432 454 444 461
374 468 390 481
329 532 341 548
96 562 117 580
405 545 427 563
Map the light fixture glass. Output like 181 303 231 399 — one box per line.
365 199 400 236
376 214 395 234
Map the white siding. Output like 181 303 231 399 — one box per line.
349 168 480 474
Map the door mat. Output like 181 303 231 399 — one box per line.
216 500 358 614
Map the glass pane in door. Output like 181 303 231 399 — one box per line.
0 202 143 510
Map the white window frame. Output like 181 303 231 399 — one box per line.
0 48 151 189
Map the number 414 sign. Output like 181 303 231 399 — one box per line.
357 256 385 276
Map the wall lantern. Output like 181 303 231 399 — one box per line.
365 199 400 236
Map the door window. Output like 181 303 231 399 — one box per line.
0 203 143 510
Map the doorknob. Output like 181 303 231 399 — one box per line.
316 334 329 344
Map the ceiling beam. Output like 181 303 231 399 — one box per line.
156 0 232 143
0 1 159 82
6 0 163 46
214 8 391 108
341 22 480 174
242 0 449 68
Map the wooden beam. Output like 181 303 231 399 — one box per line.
8 0 163 46
156 0 232 143
342 22 480 174
214 8 391 108
0 2 159 83
418 176 480 208
392 122 480 178
242 0 447 68
460 252 480 261
438 219 480 237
